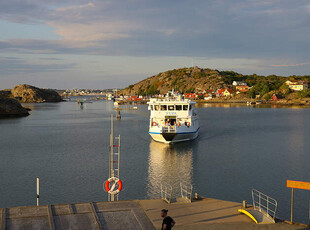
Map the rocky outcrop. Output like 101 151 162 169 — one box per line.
0 98 29 117
11 84 63 103
120 67 228 95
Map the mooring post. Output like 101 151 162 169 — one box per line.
116 109 121 120
36 177 40 206
291 188 294 224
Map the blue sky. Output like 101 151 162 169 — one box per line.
0 0 310 89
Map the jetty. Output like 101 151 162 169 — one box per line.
0 198 305 230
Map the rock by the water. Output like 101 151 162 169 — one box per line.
11 84 62 103
0 98 29 117
0 90 12 98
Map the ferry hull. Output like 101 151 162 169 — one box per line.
149 131 198 144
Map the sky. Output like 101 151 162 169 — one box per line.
0 0 310 89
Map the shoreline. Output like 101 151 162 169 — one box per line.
196 99 310 106
128 99 310 107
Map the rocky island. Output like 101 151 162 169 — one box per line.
0 98 29 118
0 84 62 118
120 67 310 105
11 84 63 103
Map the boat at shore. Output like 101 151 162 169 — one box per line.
147 91 199 144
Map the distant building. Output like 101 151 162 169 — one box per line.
236 85 250 92
184 93 198 99
223 89 236 97
215 89 226 97
127 95 141 101
285 80 308 91
204 93 212 100
232 81 247 86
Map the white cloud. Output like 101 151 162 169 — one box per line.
271 62 310 67
48 21 132 43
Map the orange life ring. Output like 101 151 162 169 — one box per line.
152 122 158 126
187 122 191 126
105 177 123 195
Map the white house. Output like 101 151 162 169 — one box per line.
232 81 247 86
285 80 308 91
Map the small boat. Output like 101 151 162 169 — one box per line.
147 91 199 144
255 100 262 105
247 101 255 105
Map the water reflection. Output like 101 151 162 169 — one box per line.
147 141 193 199
21 103 61 111
197 103 246 108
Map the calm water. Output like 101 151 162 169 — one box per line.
0 100 310 224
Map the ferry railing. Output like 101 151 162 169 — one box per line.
161 184 173 204
252 189 277 220
162 126 176 133
180 182 193 203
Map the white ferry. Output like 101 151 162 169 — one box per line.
147 91 199 144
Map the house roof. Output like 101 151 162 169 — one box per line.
216 89 226 94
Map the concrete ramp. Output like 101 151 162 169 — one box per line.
238 209 275 224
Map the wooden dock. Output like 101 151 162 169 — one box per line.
0 198 305 230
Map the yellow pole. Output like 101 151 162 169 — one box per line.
291 188 294 224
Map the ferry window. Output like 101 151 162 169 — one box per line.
189 105 192 110
176 105 182 111
168 105 174 110
150 105 153 110
155 105 159 111
183 105 188 110
161 105 167 110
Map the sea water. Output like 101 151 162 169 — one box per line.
0 100 309 224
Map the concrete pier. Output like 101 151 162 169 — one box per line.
0 201 154 230
0 198 306 230
139 198 305 230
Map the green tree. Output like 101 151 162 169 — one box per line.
279 83 290 96
247 88 256 98
137 87 145 95
296 89 310 99
197 94 204 100
263 93 272 100
247 82 270 98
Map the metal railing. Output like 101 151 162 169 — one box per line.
252 189 277 220
180 182 193 203
161 184 173 204
162 126 176 133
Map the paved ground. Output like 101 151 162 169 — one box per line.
1 201 154 230
1 198 308 229
138 198 307 230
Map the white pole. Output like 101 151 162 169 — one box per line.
36 177 39 206
110 114 114 202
